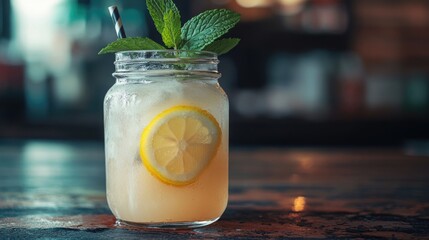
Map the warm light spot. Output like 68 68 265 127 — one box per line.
279 0 305 7
297 155 313 171
292 196 306 212
236 0 273 8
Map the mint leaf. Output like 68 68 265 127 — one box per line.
161 10 181 49
203 38 240 55
146 0 179 35
181 9 240 51
98 37 165 54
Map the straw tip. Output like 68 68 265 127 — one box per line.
108 5 117 12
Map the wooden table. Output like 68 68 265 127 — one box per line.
1 141 429 239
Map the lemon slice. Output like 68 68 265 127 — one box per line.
140 106 221 186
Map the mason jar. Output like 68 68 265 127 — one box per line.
104 50 229 228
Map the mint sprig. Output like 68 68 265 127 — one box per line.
203 38 241 56
161 9 181 49
146 0 180 36
180 9 240 51
99 1 241 55
98 37 165 54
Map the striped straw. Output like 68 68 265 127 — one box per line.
108 5 126 39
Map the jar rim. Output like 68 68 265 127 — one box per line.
113 50 220 79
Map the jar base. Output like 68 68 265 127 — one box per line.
115 217 220 229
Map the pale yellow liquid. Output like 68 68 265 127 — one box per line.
104 79 228 223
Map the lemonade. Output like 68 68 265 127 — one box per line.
104 51 228 227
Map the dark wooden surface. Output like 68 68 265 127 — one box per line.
1 141 429 239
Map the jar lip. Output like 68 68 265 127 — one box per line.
115 50 218 62
113 50 220 78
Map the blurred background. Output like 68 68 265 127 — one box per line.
0 0 428 147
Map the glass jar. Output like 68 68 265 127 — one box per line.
104 51 229 228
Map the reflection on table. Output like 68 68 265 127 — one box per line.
1 141 428 238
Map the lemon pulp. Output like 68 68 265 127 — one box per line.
140 105 221 186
